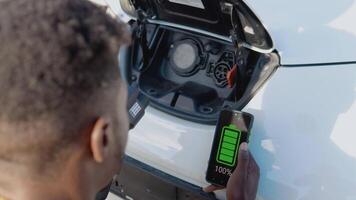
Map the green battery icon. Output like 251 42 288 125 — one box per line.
216 124 241 167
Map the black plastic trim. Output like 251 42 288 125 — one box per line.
122 23 280 125
227 52 280 111
132 0 232 36
149 52 280 125
137 25 236 125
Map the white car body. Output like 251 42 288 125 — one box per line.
102 0 356 199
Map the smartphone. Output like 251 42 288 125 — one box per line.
206 110 254 187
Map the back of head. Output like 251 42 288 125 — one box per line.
0 0 129 174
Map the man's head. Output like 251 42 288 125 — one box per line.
0 0 130 196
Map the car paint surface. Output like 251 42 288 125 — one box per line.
127 64 356 199
243 0 356 65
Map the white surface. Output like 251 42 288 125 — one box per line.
245 65 356 200
126 107 215 187
106 193 123 200
127 64 356 200
103 0 131 21
243 0 356 65
169 0 205 9
88 0 106 6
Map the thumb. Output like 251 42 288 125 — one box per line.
236 142 249 172
227 142 250 192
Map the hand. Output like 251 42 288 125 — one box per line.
203 143 260 200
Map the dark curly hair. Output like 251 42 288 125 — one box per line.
0 0 130 173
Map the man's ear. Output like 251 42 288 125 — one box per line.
90 118 110 163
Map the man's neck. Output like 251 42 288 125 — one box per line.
0 161 95 200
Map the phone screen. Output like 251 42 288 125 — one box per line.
206 110 254 186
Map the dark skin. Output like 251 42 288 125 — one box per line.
204 142 260 200
0 82 129 200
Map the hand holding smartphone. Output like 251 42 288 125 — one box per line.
206 110 254 186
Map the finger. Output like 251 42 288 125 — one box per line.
246 152 260 198
236 142 250 172
203 185 224 193
228 142 249 185
248 152 260 177
226 144 249 198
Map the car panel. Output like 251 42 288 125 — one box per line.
126 106 215 186
246 64 356 200
243 0 356 65
127 63 356 199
